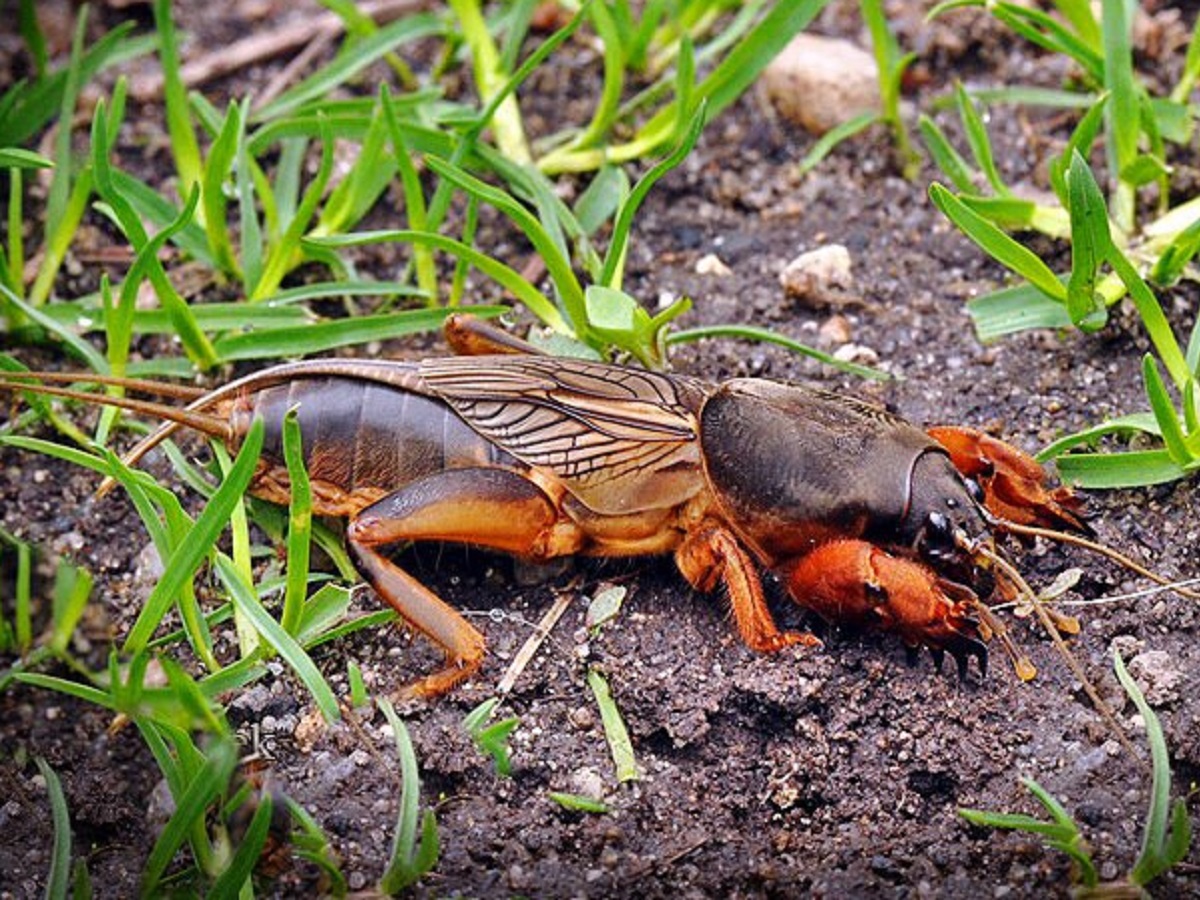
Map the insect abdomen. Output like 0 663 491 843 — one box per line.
242 377 515 496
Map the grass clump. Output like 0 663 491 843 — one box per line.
960 649 1193 898
919 1 1200 487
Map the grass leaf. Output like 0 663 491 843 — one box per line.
123 419 264 655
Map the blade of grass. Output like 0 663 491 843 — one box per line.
600 103 705 290
315 230 566 331
929 183 1067 303
1102 0 1138 233
1141 355 1191 466
1115 649 1193 885
1065 150 1110 330
200 101 242 275
1054 447 1188 488
252 14 445 122
153 0 202 202
208 793 274 897
668 323 890 380
141 738 239 896
251 116 335 301
587 667 639 782
281 409 311 635
212 306 506 361
378 698 440 892
122 419 264 655
36 757 72 900
216 554 341 723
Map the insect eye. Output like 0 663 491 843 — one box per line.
964 479 985 504
925 511 953 545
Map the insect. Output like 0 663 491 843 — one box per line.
0 315 1136 697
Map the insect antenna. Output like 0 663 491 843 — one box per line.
0 377 232 443
0 376 236 497
997 519 1200 601
0 370 207 401
966 536 1143 763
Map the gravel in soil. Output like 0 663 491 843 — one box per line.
2 1 1200 897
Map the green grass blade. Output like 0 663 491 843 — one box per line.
106 169 215 266
425 155 587 334
954 82 1008 195
798 111 880 176
587 668 639 782
1106 249 1190 389
447 0 531 163
378 698 439 893
548 791 610 813
153 0 202 200
253 14 445 122
216 554 340 723
45 6 88 241
1036 411 1160 461
601 104 705 290
2 167 23 300
967 281 1072 341
201 101 242 275
1102 0 1138 233
1055 447 1187 488
141 738 238 897
316 229 564 331
208 793 274 898
90 103 218 368
123 420 264 655
281 409 312 635
212 307 503 361
669 324 889 380
1065 151 1111 330
929 183 1067 302
36 757 72 900
1115 649 1192 885
381 85 437 300
571 0 626 152
993 4 1104 82
1141 355 1191 466
0 148 52 169
252 117 335 301
917 114 976 192
0 283 108 370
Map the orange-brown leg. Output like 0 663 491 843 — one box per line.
346 467 582 697
779 539 987 675
675 525 822 653
443 313 546 357
927 425 1088 532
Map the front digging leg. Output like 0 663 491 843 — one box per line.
347 466 582 698
779 539 987 677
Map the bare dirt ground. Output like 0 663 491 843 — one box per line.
2 1 1199 897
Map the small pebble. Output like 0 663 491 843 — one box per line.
761 34 879 135
695 253 733 277
780 245 854 306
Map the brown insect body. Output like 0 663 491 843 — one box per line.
1 318 1089 696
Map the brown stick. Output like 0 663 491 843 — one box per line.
130 0 432 102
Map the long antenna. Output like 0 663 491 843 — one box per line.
998 519 1200 601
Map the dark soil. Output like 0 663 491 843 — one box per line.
2 1 1199 898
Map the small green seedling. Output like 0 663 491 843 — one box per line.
587 668 640 783
462 697 520 777
378 699 440 893
585 585 627 635
548 791 610 814
959 649 1193 897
